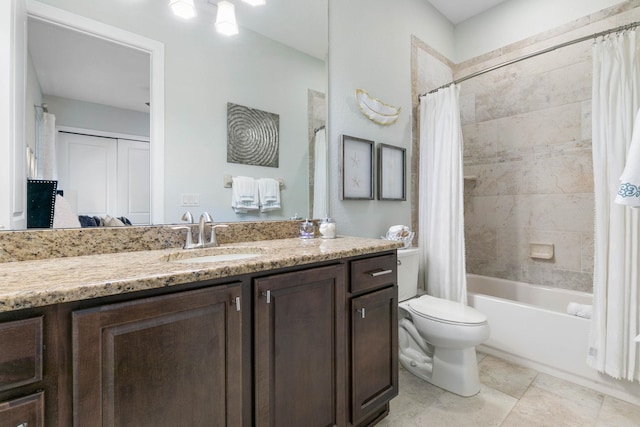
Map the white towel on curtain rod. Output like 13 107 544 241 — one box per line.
36 112 57 180
312 127 328 219
616 108 640 207
418 84 467 304
589 30 640 382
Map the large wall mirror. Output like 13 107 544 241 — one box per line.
13 0 327 230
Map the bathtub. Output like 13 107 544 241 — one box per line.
466 274 640 406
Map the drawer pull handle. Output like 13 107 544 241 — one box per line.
357 308 366 319
370 269 393 277
262 290 271 304
17 423 28 427
234 296 241 312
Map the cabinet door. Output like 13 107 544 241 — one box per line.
351 286 398 425
0 391 45 427
73 284 243 427
255 265 345 427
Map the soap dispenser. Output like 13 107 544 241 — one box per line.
299 219 315 239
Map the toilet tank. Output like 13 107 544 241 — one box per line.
397 248 420 302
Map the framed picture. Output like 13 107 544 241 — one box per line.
377 143 406 201
340 135 374 200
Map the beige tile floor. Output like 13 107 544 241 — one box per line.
378 353 640 427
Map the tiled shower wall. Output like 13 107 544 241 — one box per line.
456 3 640 293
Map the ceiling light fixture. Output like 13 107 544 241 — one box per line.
215 1 239 36
241 0 266 6
169 0 197 19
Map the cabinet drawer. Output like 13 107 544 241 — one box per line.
0 391 45 427
350 253 397 294
0 317 43 392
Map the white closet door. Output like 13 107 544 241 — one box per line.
57 132 117 217
117 139 150 224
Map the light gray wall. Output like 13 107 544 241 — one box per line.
455 0 625 62
328 0 454 239
42 95 150 137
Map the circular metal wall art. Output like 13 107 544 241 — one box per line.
227 103 279 168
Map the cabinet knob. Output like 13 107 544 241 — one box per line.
357 308 366 319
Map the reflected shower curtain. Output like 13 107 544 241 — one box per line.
418 84 467 304
312 127 328 219
36 111 57 180
589 30 640 381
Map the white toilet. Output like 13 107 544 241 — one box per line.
397 247 490 397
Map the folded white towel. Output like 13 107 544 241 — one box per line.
231 176 259 213
567 302 593 319
616 108 640 207
257 178 281 212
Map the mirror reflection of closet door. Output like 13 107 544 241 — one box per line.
57 131 150 224
117 139 150 224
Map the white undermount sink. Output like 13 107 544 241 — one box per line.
171 253 261 264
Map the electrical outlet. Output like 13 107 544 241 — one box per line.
181 193 200 207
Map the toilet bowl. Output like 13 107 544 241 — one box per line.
396 248 490 397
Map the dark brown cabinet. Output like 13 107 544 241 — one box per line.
72 283 244 427
0 250 399 427
349 254 398 426
254 264 346 427
350 286 398 425
0 391 45 427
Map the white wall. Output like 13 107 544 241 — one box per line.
328 0 454 238
0 0 14 230
455 0 625 62
26 51 42 161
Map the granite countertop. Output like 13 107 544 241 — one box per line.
0 236 402 312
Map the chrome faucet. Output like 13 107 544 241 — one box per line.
174 211 228 249
197 212 213 246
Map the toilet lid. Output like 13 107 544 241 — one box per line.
407 295 487 325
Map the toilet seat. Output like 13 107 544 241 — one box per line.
407 295 487 326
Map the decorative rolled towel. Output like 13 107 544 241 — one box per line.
616 108 640 207
566 302 593 319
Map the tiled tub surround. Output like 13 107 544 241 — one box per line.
0 232 400 312
411 2 640 293
460 3 640 293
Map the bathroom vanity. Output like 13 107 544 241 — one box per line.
0 226 400 427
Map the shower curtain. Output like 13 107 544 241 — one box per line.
589 30 640 382
36 111 57 180
312 127 328 219
418 84 467 304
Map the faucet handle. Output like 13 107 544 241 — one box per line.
172 226 195 249
209 224 229 245
181 211 194 223
200 212 213 223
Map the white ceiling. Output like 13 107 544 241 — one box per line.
28 18 151 113
427 0 509 24
27 0 501 113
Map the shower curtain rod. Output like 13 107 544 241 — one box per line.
419 20 640 98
